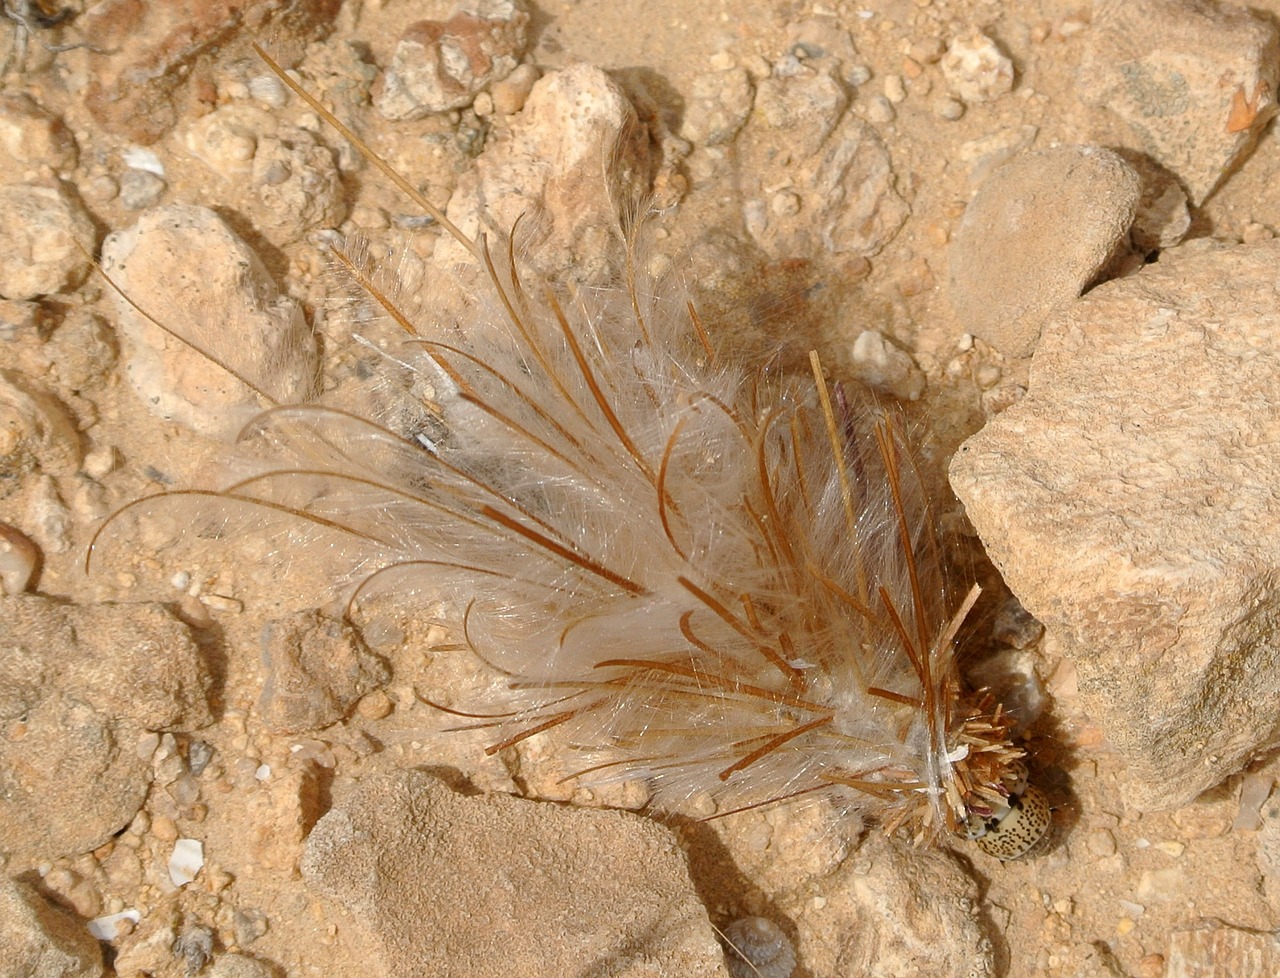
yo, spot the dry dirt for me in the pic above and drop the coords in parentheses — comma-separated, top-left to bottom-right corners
(2, 1, 1280, 977)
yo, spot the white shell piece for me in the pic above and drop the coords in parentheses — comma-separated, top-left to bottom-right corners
(168, 838, 204, 886)
(122, 146, 166, 176)
(87, 909, 142, 940)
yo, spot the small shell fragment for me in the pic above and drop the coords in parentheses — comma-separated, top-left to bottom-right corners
(168, 838, 204, 886)
(87, 908, 141, 940)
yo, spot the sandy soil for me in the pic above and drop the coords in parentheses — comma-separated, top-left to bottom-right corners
(2, 1, 1279, 977)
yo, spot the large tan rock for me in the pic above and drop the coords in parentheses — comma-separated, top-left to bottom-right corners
(0, 596, 211, 864)
(1078, 0, 1279, 204)
(301, 770, 727, 978)
(950, 239, 1280, 810)
(0, 876, 103, 978)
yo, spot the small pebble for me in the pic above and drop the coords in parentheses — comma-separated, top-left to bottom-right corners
(883, 74, 907, 103)
(81, 173, 119, 204)
(151, 814, 178, 842)
(490, 63, 541, 115)
(356, 689, 394, 720)
(119, 169, 166, 209)
(1087, 828, 1118, 857)
(850, 330, 926, 401)
(770, 190, 801, 217)
(248, 72, 287, 108)
(189, 740, 216, 776)
(934, 96, 965, 120)
(941, 29, 1015, 103)
(865, 95, 895, 123)
(82, 444, 119, 479)
(0, 522, 39, 593)
(974, 363, 1002, 389)
(88, 909, 142, 941)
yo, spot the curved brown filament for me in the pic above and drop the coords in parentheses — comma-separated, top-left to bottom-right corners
(543, 286, 656, 486)
(478, 504, 647, 597)
(717, 714, 834, 782)
(676, 576, 802, 685)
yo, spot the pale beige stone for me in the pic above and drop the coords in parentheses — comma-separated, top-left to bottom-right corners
(437, 64, 653, 281)
(1166, 920, 1280, 978)
(100, 205, 319, 440)
(1079, 0, 1280, 204)
(951, 239, 1280, 810)
(0, 876, 103, 978)
(301, 770, 728, 978)
(948, 145, 1140, 358)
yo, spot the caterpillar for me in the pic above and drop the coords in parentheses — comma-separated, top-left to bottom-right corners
(91, 45, 1049, 862)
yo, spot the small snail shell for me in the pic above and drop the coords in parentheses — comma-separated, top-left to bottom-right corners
(972, 784, 1053, 860)
(723, 916, 797, 978)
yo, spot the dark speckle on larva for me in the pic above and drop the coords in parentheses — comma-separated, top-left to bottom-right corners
(975, 785, 1052, 861)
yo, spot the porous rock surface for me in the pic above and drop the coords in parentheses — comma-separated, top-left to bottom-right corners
(740, 60, 909, 259)
(1165, 919, 1280, 978)
(258, 610, 390, 734)
(301, 769, 728, 978)
(438, 62, 653, 278)
(948, 145, 1141, 358)
(1079, 0, 1279, 204)
(0, 876, 104, 978)
(100, 204, 319, 440)
(0, 183, 95, 301)
(0, 596, 210, 864)
(374, 0, 530, 119)
(951, 239, 1280, 810)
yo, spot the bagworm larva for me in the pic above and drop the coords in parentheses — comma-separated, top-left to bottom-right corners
(92, 46, 1049, 860)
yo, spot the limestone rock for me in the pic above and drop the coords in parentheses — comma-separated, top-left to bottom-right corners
(0, 523, 38, 594)
(681, 67, 754, 146)
(741, 113, 909, 259)
(0, 183, 94, 301)
(848, 329, 925, 401)
(79, 0, 342, 144)
(711, 807, 993, 978)
(950, 239, 1280, 810)
(941, 29, 1015, 104)
(375, 0, 529, 119)
(0, 370, 83, 491)
(1166, 920, 1280, 978)
(948, 145, 1140, 357)
(1079, 0, 1280, 204)
(0, 597, 210, 864)
(0, 693, 150, 865)
(814, 837, 992, 978)
(751, 71, 848, 159)
(258, 611, 390, 734)
(301, 770, 727, 978)
(0, 876, 104, 978)
(439, 63, 653, 280)
(100, 204, 319, 440)
(0, 595, 212, 731)
(0, 93, 77, 171)
(182, 103, 347, 246)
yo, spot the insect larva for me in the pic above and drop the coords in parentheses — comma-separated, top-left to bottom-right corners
(91, 45, 1048, 860)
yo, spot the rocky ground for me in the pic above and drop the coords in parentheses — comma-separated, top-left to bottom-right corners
(3, 1, 1280, 977)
